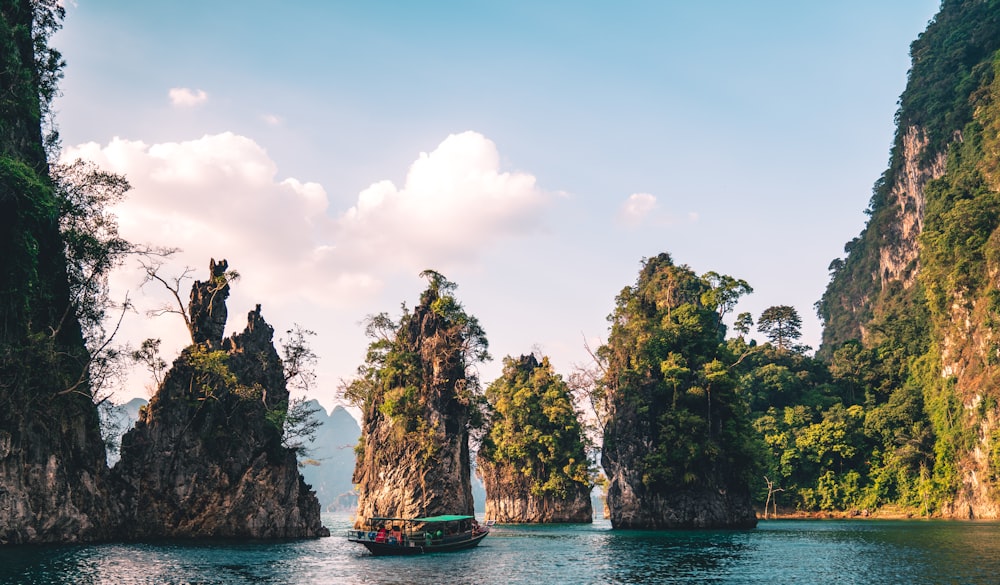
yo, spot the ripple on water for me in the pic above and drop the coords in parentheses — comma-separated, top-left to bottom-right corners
(3, 515, 1000, 584)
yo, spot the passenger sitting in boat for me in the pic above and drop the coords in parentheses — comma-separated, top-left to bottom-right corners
(375, 526, 387, 543)
(391, 526, 402, 544)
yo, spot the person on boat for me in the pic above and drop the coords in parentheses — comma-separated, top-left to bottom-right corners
(391, 525, 403, 544)
(375, 525, 387, 543)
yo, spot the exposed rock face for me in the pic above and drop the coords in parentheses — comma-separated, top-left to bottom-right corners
(353, 278, 480, 523)
(876, 126, 948, 291)
(603, 469, 757, 529)
(0, 1, 120, 544)
(479, 470, 592, 523)
(189, 258, 230, 345)
(0, 387, 121, 544)
(115, 261, 328, 538)
(818, 1, 1000, 519)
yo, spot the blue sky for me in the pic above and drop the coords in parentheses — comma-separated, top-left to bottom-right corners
(53, 1, 941, 411)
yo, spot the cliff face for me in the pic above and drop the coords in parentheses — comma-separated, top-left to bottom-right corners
(352, 275, 483, 523)
(114, 260, 328, 538)
(478, 467, 592, 523)
(818, 0, 1000, 518)
(477, 354, 593, 523)
(0, 381, 121, 544)
(0, 1, 120, 544)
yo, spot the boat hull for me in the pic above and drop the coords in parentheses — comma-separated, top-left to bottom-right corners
(349, 529, 489, 556)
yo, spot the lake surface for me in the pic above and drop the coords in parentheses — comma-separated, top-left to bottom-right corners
(3, 514, 1000, 584)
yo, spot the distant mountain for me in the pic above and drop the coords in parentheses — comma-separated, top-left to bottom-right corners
(101, 397, 148, 466)
(299, 401, 361, 512)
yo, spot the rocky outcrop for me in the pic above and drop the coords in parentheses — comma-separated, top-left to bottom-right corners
(479, 469, 592, 523)
(477, 354, 593, 523)
(189, 258, 230, 345)
(352, 275, 481, 524)
(114, 260, 328, 538)
(599, 254, 758, 529)
(876, 126, 948, 291)
(603, 470, 757, 529)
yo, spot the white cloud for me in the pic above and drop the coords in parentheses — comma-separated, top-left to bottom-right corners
(334, 130, 551, 269)
(618, 192, 658, 227)
(168, 87, 208, 107)
(63, 129, 552, 308)
(262, 114, 282, 126)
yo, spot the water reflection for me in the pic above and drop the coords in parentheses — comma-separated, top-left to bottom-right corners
(2, 516, 1000, 584)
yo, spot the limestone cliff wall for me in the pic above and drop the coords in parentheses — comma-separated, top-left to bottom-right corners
(0, 391, 121, 544)
(876, 126, 947, 292)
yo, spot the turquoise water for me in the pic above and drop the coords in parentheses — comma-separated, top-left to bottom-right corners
(3, 514, 1000, 584)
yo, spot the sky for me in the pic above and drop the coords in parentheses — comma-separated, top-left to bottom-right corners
(51, 1, 942, 413)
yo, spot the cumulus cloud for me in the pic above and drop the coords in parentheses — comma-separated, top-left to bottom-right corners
(63, 130, 552, 310)
(334, 130, 551, 268)
(64, 130, 555, 404)
(616, 192, 700, 228)
(618, 192, 658, 227)
(168, 87, 208, 107)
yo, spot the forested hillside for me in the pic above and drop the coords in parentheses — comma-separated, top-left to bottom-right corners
(809, 0, 1000, 517)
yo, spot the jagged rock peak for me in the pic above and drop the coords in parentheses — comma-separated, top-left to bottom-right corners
(115, 260, 328, 539)
(189, 258, 230, 345)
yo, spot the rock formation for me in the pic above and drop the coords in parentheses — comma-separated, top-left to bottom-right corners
(816, 0, 1000, 518)
(477, 354, 593, 523)
(115, 260, 328, 538)
(599, 254, 757, 529)
(352, 272, 485, 523)
(0, 0, 120, 544)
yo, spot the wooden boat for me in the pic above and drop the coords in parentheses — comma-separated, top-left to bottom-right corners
(347, 514, 490, 555)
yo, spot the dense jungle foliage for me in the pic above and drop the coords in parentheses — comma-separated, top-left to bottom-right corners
(477, 354, 592, 499)
(599, 253, 756, 494)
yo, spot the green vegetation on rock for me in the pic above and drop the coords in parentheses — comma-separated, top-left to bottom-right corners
(478, 354, 593, 500)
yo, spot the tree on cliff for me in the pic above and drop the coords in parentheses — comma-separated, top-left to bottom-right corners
(477, 354, 593, 522)
(345, 270, 489, 521)
(598, 253, 757, 529)
(757, 305, 802, 351)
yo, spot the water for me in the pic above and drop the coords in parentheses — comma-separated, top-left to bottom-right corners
(3, 514, 1000, 584)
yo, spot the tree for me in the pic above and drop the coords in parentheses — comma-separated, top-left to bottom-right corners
(281, 324, 318, 394)
(137, 255, 239, 343)
(278, 324, 321, 459)
(734, 312, 754, 338)
(700, 271, 753, 319)
(757, 305, 802, 350)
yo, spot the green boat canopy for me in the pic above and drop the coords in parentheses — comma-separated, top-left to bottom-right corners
(412, 515, 473, 523)
(369, 515, 473, 523)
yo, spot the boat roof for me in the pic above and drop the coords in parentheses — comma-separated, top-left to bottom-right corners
(369, 515, 474, 523)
